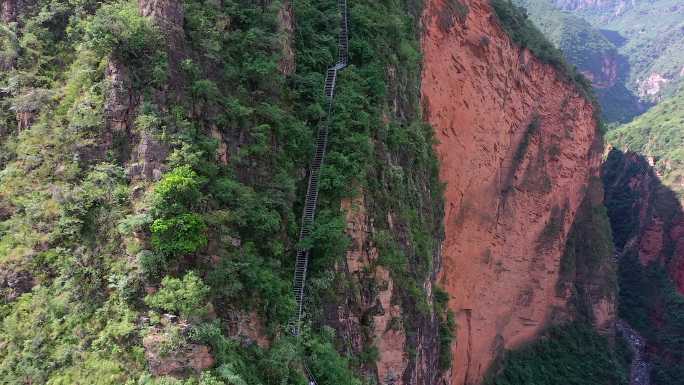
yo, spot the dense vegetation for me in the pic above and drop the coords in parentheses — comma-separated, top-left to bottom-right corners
(0, 0, 444, 384)
(618, 253, 684, 384)
(602, 148, 684, 385)
(557, 177, 617, 319)
(485, 322, 629, 385)
(607, 85, 684, 200)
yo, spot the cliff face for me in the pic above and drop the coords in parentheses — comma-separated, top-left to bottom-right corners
(421, 0, 601, 383)
(603, 149, 684, 384)
(580, 54, 618, 89)
(603, 149, 684, 292)
(552, 0, 633, 13)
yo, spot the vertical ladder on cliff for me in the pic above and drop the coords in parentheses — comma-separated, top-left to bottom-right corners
(291, 0, 350, 339)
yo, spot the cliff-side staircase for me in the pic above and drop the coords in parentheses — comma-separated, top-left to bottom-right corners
(291, 0, 349, 338)
(288, 2, 349, 384)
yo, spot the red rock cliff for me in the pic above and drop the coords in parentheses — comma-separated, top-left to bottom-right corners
(421, 0, 601, 383)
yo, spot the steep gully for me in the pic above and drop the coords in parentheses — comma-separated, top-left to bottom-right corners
(617, 315, 650, 385)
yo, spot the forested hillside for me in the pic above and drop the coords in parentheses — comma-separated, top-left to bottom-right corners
(607, 85, 684, 200)
(0, 1, 446, 384)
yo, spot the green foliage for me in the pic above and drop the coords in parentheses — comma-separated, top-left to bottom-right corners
(434, 285, 455, 372)
(151, 213, 208, 256)
(607, 85, 684, 200)
(152, 166, 204, 217)
(512, 0, 641, 123)
(84, 1, 167, 85)
(618, 253, 684, 383)
(485, 322, 628, 385)
(144, 272, 210, 318)
(568, 0, 684, 99)
(602, 148, 684, 385)
(305, 328, 363, 385)
(0, 0, 444, 383)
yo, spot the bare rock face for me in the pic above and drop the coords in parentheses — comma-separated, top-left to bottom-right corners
(277, 0, 296, 76)
(138, 0, 184, 33)
(15, 111, 36, 131)
(421, 0, 600, 383)
(1, 0, 17, 22)
(225, 310, 269, 348)
(143, 326, 215, 378)
(580, 55, 619, 89)
(1, 0, 35, 23)
(10, 88, 51, 132)
(638, 72, 670, 100)
(0, 265, 33, 302)
(127, 131, 168, 181)
(105, 59, 139, 135)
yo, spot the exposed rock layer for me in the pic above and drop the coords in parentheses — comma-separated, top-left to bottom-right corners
(334, 195, 440, 385)
(421, 0, 600, 383)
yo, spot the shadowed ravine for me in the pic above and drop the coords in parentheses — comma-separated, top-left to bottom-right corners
(617, 319, 650, 385)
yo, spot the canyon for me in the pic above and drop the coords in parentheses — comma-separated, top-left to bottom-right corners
(0, 0, 675, 384)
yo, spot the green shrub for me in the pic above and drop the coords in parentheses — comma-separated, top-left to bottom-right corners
(152, 166, 204, 218)
(84, 1, 167, 85)
(150, 213, 208, 257)
(485, 322, 628, 385)
(144, 272, 210, 318)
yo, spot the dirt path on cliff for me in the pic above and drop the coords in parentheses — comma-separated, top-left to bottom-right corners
(617, 319, 650, 385)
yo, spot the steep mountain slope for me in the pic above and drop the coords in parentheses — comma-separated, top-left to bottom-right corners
(0, 0, 446, 384)
(607, 86, 684, 200)
(603, 149, 684, 385)
(554, 0, 684, 102)
(421, 0, 620, 383)
(513, 0, 645, 123)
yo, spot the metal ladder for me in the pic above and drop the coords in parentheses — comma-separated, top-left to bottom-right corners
(291, 0, 349, 338)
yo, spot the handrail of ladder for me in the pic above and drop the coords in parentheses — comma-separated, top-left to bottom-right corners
(290, 0, 350, 338)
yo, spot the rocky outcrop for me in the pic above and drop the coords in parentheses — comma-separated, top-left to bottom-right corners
(421, 0, 601, 383)
(10, 88, 51, 132)
(105, 59, 139, 135)
(332, 194, 440, 385)
(277, 0, 296, 76)
(0, 264, 33, 302)
(127, 131, 168, 181)
(0, 0, 33, 23)
(143, 324, 215, 378)
(603, 149, 684, 292)
(225, 310, 269, 348)
(1, 0, 17, 22)
(138, 0, 186, 94)
(580, 54, 618, 89)
(638, 73, 670, 100)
